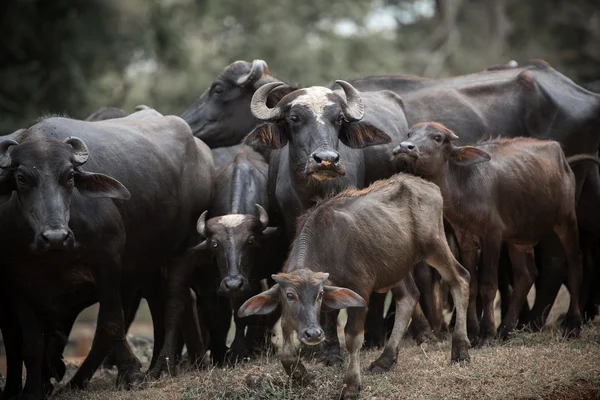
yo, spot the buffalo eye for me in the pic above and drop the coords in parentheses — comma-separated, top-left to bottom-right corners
(16, 174, 27, 185)
(67, 171, 75, 183)
(211, 240, 219, 249)
(289, 115, 300, 124)
(434, 135, 442, 143)
(212, 85, 224, 96)
(286, 292, 294, 300)
(335, 114, 345, 125)
(317, 291, 324, 301)
(406, 131, 411, 138)
(247, 236, 255, 245)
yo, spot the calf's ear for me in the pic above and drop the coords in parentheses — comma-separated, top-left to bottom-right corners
(75, 170, 131, 200)
(450, 146, 491, 166)
(238, 284, 280, 318)
(323, 286, 366, 309)
(244, 123, 287, 149)
(339, 122, 392, 149)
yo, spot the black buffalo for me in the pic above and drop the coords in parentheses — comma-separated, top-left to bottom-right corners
(193, 146, 283, 361)
(181, 60, 295, 148)
(0, 109, 214, 398)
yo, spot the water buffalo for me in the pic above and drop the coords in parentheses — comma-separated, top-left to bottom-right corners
(244, 80, 412, 353)
(0, 109, 214, 398)
(239, 174, 471, 400)
(193, 147, 283, 362)
(349, 61, 600, 333)
(394, 122, 595, 343)
(180, 60, 295, 148)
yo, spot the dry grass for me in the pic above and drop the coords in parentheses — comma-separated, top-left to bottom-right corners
(53, 321, 600, 400)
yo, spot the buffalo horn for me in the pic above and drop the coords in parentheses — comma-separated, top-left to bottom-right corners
(250, 82, 285, 121)
(335, 80, 365, 121)
(0, 139, 18, 168)
(196, 210, 208, 237)
(64, 137, 90, 165)
(256, 204, 269, 231)
(237, 59, 268, 87)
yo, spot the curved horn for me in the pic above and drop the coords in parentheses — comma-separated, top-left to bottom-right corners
(335, 80, 365, 121)
(250, 82, 285, 121)
(256, 204, 269, 231)
(196, 210, 208, 237)
(135, 104, 151, 111)
(0, 139, 18, 168)
(64, 136, 89, 166)
(237, 59, 268, 87)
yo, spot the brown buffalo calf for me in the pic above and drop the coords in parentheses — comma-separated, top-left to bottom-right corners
(394, 122, 586, 344)
(239, 174, 471, 400)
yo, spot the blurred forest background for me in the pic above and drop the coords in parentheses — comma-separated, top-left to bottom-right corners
(1, 0, 599, 134)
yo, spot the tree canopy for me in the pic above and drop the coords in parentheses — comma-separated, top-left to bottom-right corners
(1, 0, 598, 134)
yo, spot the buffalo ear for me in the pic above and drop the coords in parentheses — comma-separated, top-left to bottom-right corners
(238, 284, 280, 318)
(244, 123, 287, 149)
(339, 122, 392, 149)
(323, 286, 366, 309)
(450, 146, 491, 166)
(0, 175, 14, 205)
(75, 170, 131, 200)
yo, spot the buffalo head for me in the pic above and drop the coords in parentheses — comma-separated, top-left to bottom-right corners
(193, 204, 276, 296)
(244, 81, 392, 181)
(393, 122, 490, 177)
(180, 59, 292, 148)
(0, 136, 130, 252)
(238, 268, 365, 345)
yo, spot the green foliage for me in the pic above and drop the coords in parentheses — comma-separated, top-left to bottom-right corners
(1, 0, 598, 134)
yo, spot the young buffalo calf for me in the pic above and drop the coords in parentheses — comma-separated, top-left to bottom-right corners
(394, 122, 586, 344)
(239, 174, 471, 400)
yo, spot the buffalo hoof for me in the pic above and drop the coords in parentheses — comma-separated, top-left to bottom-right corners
(146, 358, 176, 381)
(291, 370, 314, 384)
(414, 329, 441, 346)
(497, 325, 513, 341)
(340, 384, 361, 400)
(564, 324, 581, 339)
(117, 368, 146, 390)
(368, 356, 396, 373)
(317, 352, 344, 367)
(451, 338, 471, 364)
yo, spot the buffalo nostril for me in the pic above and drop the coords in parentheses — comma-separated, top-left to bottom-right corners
(313, 153, 322, 164)
(407, 144, 415, 150)
(334, 155, 340, 164)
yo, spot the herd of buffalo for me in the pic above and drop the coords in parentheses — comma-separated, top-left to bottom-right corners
(1, 58, 600, 400)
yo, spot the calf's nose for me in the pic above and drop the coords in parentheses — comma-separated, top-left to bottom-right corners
(301, 327, 325, 344)
(312, 150, 340, 166)
(394, 141, 416, 155)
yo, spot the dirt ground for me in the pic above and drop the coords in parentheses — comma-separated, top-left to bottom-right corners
(6, 287, 600, 399)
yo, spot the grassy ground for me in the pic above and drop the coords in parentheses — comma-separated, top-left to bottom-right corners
(51, 286, 600, 400)
(54, 324, 600, 400)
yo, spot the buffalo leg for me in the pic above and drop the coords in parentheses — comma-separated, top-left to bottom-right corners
(69, 259, 129, 389)
(555, 217, 583, 338)
(527, 236, 566, 330)
(425, 232, 471, 362)
(407, 303, 436, 345)
(280, 319, 310, 382)
(498, 245, 537, 339)
(363, 292, 386, 349)
(341, 306, 367, 400)
(16, 299, 45, 400)
(478, 234, 502, 346)
(454, 230, 479, 343)
(369, 276, 419, 373)
(2, 321, 23, 399)
(316, 309, 342, 366)
(180, 288, 205, 367)
(148, 254, 195, 378)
